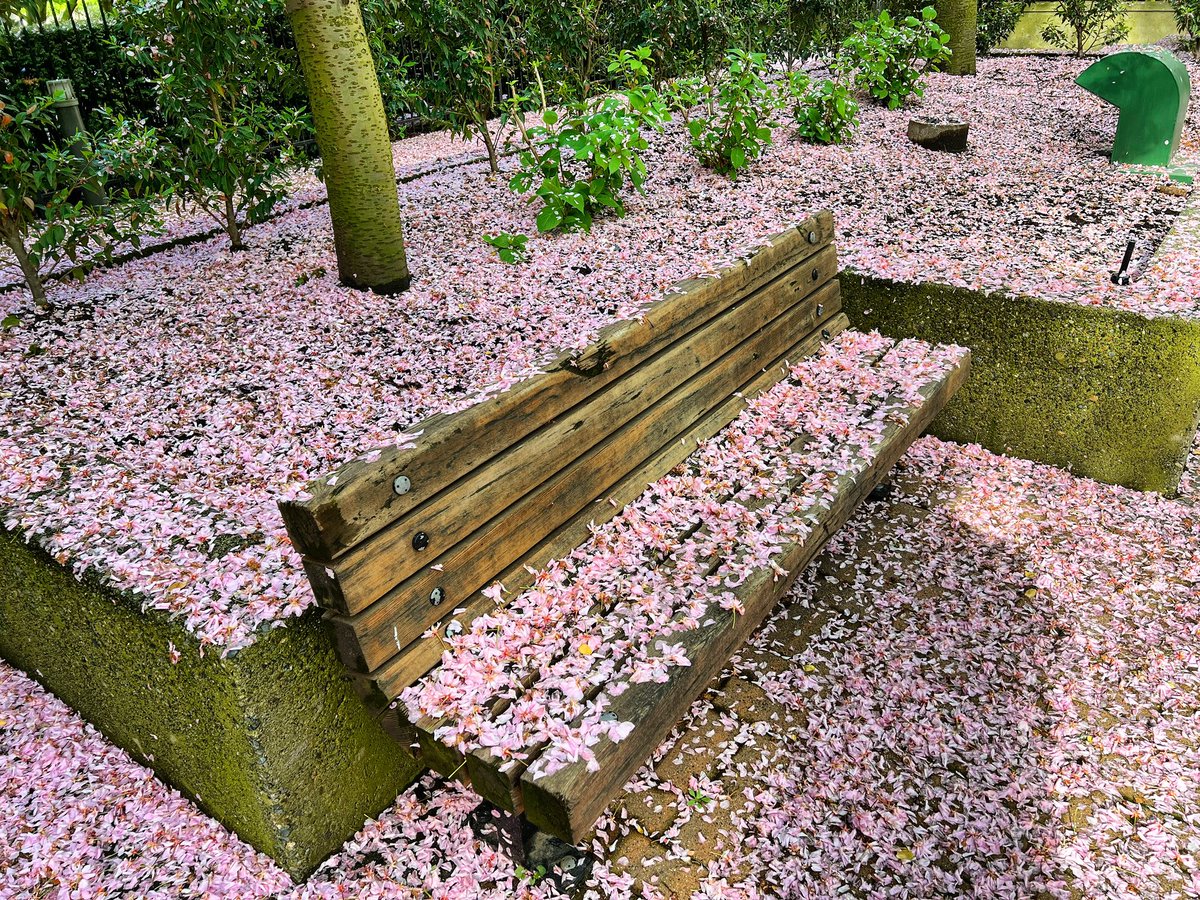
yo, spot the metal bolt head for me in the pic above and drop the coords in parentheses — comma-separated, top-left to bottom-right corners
(429, 586, 446, 606)
(807, 230, 819, 244)
(412, 531, 429, 552)
(817, 303, 825, 316)
(811, 268, 820, 282)
(393, 475, 411, 496)
(821, 329, 831, 340)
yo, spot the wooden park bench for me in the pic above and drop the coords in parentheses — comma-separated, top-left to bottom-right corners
(279, 211, 969, 845)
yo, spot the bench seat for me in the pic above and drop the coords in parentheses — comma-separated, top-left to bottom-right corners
(400, 330, 968, 842)
(278, 211, 969, 846)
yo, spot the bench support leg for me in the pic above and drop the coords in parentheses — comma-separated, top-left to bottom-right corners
(496, 808, 527, 866)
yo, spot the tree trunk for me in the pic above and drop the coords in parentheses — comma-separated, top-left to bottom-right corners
(935, 0, 978, 76)
(3, 227, 47, 308)
(479, 123, 499, 176)
(286, 0, 411, 293)
(223, 194, 245, 251)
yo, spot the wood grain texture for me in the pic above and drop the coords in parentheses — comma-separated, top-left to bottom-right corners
(517, 352, 971, 842)
(278, 213, 835, 560)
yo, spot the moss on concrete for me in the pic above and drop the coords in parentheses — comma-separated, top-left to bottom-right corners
(0, 527, 421, 879)
(840, 274, 1200, 495)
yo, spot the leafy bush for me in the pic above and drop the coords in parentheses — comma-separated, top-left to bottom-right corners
(509, 47, 670, 233)
(0, 93, 161, 307)
(1041, 0, 1129, 56)
(845, 5, 948, 99)
(785, 72, 859, 145)
(121, 0, 307, 251)
(978, 0, 1030, 52)
(522, 0, 613, 100)
(841, 7, 951, 110)
(685, 49, 779, 178)
(389, 0, 520, 173)
(1170, 0, 1200, 48)
(725, 0, 882, 67)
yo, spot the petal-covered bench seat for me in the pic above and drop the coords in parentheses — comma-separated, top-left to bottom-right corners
(278, 211, 969, 844)
(404, 329, 968, 841)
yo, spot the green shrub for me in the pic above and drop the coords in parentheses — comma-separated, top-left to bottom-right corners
(509, 47, 670, 233)
(786, 72, 860, 145)
(1041, 0, 1129, 56)
(0, 93, 162, 307)
(1170, 0, 1200, 48)
(121, 0, 307, 251)
(685, 48, 779, 178)
(978, 0, 1030, 52)
(387, 0, 520, 173)
(841, 7, 951, 110)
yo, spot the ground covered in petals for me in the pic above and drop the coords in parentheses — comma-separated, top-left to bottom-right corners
(4, 438, 1198, 900)
(0, 53, 1196, 653)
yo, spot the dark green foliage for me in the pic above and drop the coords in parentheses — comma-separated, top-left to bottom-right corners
(1170, 0, 1200, 48)
(0, 27, 157, 120)
(120, 0, 307, 250)
(978, 0, 1029, 52)
(376, 0, 518, 171)
(0, 91, 162, 305)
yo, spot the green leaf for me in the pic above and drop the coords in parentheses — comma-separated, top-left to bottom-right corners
(730, 145, 746, 170)
(536, 206, 562, 233)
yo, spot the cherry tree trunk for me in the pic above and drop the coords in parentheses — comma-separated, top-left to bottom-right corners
(935, 0, 978, 75)
(286, 0, 411, 293)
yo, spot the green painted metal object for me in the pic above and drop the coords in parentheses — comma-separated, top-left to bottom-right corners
(1076, 49, 1190, 168)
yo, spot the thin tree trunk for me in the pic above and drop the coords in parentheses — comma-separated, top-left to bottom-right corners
(935, 0, 977, 76)
(286, 0, 411, 293)
(223, 194, 245, 251)
(479, 123, 499, 175)
(4, 228, 47, 308)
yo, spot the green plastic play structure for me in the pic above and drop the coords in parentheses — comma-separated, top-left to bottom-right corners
(1076, 49, 1190, 169)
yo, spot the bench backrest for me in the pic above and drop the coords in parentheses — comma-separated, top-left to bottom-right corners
(279, 211, 843, 705)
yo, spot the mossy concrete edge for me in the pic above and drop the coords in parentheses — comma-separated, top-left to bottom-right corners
(0, 526, 421, 879)
(840, 273, 1200, 494)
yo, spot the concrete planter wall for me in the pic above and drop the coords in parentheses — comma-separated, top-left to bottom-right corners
(0, 529, 421, 879)
(840, 279, 1200, 494)
(1001, 2, 1182, 50)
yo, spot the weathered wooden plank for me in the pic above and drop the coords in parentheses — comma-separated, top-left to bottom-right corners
(279, 213, 835, 561)
(367, 311, 850, 706)
(328, 268, 841, 674)
(305, 245, 840, 615)
(458, 330, 903, 812)
(517, 353, 971, 842)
